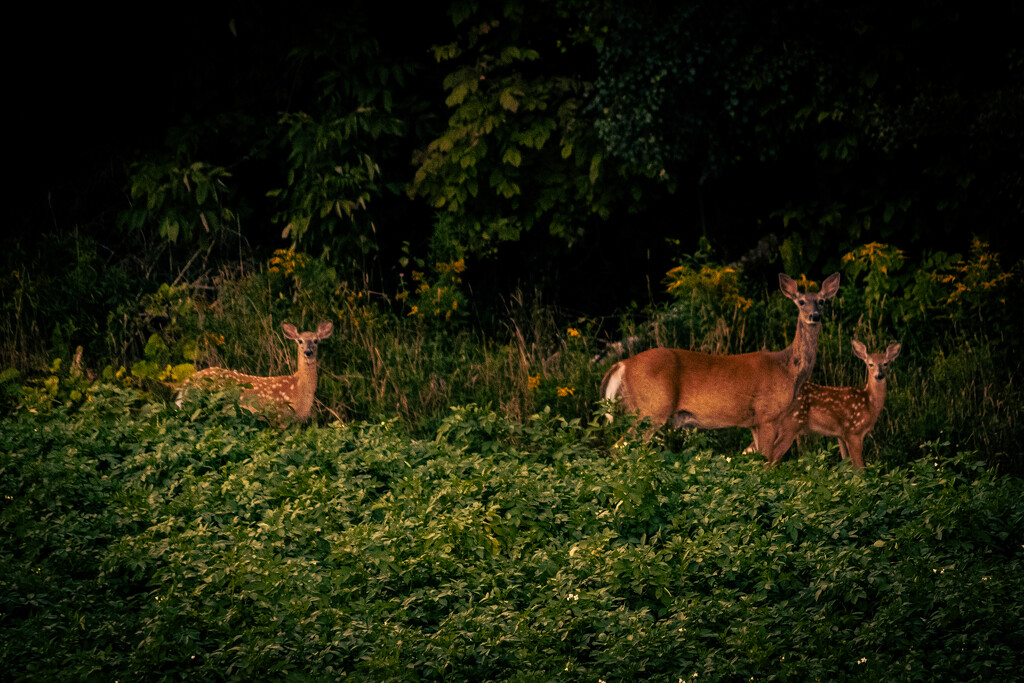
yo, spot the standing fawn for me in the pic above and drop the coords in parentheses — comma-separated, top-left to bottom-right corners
(746, 340, 902, 468)
(179, 321, 334, 422)
(601, 273, 840, 464)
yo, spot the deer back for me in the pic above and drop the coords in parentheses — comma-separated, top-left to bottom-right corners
(185, 367, 301, 415)
(790, 383, 877, 438)
(619, 346, 801, 429)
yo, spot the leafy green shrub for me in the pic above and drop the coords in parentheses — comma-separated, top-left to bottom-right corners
(3, 396, 1023, 680)
(120, 158, 236, 245)
(0, 233, 136, 372)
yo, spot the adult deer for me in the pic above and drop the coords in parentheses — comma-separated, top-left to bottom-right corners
(746, 340, 902, 468)
(179, 321, 333, 422)
(600, 273, 840, 464)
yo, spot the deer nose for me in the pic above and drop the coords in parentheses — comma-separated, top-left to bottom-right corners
(808, 311, 821, 322)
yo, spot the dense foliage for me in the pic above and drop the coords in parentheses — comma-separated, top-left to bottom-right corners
(2, 393, 1022, 680)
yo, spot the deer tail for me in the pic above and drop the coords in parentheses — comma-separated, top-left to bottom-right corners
(600, 362, 626, 401)
(599, 362, 628, 424)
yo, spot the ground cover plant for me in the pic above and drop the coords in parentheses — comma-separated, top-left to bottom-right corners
(2, 387, 1022, 681)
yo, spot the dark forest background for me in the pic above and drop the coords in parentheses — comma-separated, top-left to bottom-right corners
(11, 1, 1022, 293)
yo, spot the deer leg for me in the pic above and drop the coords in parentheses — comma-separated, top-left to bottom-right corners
(756, 421, 782, 464)
(845, 436, 865, 469)
(743, 428, 759, 455)
(767, 422, 800, 465)
(640, 423, 661, 441)
(838, 439, 850, 460)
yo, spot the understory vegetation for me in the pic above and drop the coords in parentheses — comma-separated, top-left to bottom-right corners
(4, 236, 1021, 472)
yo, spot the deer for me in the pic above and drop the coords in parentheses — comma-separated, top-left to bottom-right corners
(744, 340, 902, 468)
(178, 321, 333, 423)
(600, 273, 840, 464)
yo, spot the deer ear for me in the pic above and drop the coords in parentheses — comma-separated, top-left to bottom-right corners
(316, 321, 334, 339)
(819, 272, 841, 299)
(281, 322, 299, 339)
(886, 342, 902, 361)
(851, 339, 868, 360)
(779, 273, 798, 300)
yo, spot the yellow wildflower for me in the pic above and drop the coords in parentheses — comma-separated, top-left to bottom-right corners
(557, 386, 575, 397)
(528, 375, 540, 390)
(567, 328, 581, 338)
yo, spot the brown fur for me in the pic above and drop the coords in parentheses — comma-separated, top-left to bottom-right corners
(601, 273, 840, 464)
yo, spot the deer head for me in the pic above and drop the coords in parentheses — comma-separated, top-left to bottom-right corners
(852, 339, 901, 381)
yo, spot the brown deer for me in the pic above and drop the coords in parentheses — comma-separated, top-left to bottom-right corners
(600, 273, 840, 464)
(179, 321, 333, 422)
(746, 340, 902, 468)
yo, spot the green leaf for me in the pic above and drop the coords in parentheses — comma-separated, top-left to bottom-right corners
(499, 88, 519, 113)
(502, 147, 522, 167)
(589, 154, 602, 184)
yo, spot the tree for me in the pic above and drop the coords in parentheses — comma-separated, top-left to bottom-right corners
(409, 0, 664, 258)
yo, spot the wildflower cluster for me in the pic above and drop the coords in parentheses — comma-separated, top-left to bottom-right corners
(665, 264, 752, 312)
(521, 325, 592, 406)
(267, 248, 311, 276)
(204, 331, 226, 348)
(338, 289, 380, 330)
(934, 238, 1015, 309)
(526, 372, 576, 402)
(266, 249, 345, 315)
(841, 241, 905, 274)
(396, 259, 468, 324)
(841, 241, 906, 317)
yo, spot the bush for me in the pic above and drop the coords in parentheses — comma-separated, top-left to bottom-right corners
(2, 395, 1022, 680)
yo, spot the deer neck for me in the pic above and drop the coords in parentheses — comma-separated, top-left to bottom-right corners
(291, 356, 319, 419)
(864, 375, 887, 415)
(783, 319, 821, 385)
